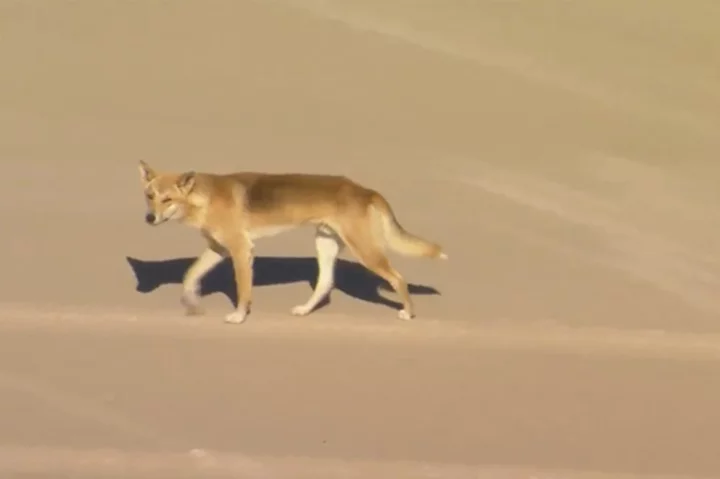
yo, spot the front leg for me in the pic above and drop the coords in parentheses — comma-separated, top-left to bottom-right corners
(181, 246, 225, 315)
(224, 242, 254, 324)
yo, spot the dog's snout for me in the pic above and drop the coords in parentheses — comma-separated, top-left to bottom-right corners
(145, 213, 156, 224)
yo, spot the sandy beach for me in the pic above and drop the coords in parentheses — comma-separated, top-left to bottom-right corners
(1, 1, 720, 477)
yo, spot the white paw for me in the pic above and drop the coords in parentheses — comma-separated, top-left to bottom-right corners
(181, 291, 203, 316)
(291, 304, 313, 316)
(224, 310, 248, 324)
(397, 309, 414, 321)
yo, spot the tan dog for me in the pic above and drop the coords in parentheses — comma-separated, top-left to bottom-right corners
(138, 160, 447, 324)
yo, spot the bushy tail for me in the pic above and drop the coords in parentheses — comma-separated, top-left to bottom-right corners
(370, 194, 448, 260)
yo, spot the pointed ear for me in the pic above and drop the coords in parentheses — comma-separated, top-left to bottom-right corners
(139, 160, 156, 184)
(177, 171, 196, 192)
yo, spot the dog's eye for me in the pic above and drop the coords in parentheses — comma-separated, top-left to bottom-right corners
(146, 193, 154, 200)
(161, 197, 173, 204)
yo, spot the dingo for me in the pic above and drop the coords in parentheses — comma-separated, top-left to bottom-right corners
(138, 160, 447, 324)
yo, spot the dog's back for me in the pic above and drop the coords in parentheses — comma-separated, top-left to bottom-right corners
(230, 172, 372, 214)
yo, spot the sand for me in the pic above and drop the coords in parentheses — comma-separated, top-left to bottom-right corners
(1, 0, 720, 477)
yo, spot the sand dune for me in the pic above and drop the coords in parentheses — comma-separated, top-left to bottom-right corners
(1, 0, 720, 477)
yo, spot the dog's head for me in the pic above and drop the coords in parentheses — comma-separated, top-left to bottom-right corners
(138, 160, 196, 226)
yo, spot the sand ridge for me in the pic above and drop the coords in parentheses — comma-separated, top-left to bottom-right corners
(0, 446, 711, 479)
(4, 302, 720, 362)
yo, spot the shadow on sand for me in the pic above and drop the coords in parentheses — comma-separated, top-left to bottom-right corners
(126, 255, 441, 312)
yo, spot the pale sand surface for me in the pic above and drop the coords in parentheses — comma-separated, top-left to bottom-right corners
(1, 0, 720, 477)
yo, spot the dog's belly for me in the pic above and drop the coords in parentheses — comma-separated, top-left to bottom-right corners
(247, 224, 298, 240)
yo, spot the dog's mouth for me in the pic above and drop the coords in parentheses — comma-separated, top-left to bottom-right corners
(145, 204, 181, 225)
(148, 216, 171, 226)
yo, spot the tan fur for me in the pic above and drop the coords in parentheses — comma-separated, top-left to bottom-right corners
(138, 160, 447, 323)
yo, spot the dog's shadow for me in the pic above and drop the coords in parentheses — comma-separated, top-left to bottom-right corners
(126, 255, 441, 312)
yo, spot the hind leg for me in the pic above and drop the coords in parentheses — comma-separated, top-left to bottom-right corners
(337, 221, 415, 320)
(291, 225, 344, 316)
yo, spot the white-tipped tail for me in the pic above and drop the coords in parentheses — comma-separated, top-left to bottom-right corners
(370, 194, 447, 260)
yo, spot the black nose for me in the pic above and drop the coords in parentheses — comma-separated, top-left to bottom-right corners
(145, 213, 155, 224)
